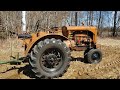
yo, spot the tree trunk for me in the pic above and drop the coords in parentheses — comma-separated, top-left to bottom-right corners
(88, 12, 90, 25)
(90, 11, 93, 26)
(75, 11, 78, 26)
(113, 11, 117, 37)
(87, 12, 89, 26)
(98, 11, 102, 29)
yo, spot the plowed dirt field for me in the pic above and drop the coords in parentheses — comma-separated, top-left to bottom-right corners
(0, 37, 120, 79)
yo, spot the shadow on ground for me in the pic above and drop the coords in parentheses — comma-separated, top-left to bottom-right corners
(17, 65, 37, 78)
(0, 64, 37, 79)
(71, 56, 88, 63)
(0, 57, 87, 79)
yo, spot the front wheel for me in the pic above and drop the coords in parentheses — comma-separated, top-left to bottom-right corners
(84, 49, 102, 64)
(29, 38, 71, 79)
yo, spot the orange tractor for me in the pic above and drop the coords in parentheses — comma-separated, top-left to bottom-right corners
(18, 26, 102, 79)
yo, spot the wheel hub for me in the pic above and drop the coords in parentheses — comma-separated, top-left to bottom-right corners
(41, 48, 62, 70)
(46, 54, 58, 66)
(92, 53, 100, 60)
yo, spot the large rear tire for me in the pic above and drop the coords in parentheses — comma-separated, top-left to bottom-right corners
(29, 38, 71, 79)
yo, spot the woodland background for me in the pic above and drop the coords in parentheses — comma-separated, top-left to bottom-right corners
(0, 11, 120, 40)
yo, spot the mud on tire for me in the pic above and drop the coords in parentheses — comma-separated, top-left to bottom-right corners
(29, 38, 71, 79)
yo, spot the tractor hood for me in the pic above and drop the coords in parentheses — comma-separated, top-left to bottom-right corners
(66, 26, 97, 33)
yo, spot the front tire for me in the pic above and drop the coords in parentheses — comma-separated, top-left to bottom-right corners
(29, 38, 71, 79)
(84, 49, 102, 64)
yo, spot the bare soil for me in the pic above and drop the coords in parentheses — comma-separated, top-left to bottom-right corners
(0, 37, 120, 79)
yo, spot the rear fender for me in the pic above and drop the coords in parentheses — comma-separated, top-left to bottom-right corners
(24, 34, 68, 56)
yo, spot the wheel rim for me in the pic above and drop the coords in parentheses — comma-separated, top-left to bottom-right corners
(91, 52, 100, 61)
(40, 48, 63, 72)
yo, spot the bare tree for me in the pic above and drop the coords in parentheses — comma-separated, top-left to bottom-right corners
(113, 11, 117, 36)
(75, 11, 78, 26)
(26, 11, 69, 32)
(98, 11, 102, 29)
(0, 11, 22, 39)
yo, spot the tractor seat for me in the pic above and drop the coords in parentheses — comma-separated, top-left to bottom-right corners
(18, 34, 32, 39)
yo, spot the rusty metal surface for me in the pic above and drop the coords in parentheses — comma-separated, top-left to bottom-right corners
(20, 26, 98, 56)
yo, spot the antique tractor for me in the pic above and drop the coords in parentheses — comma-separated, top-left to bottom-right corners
(18, 26, 102, 79)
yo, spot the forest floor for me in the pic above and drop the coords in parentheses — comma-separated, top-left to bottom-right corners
(0, 37, 120, 79)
